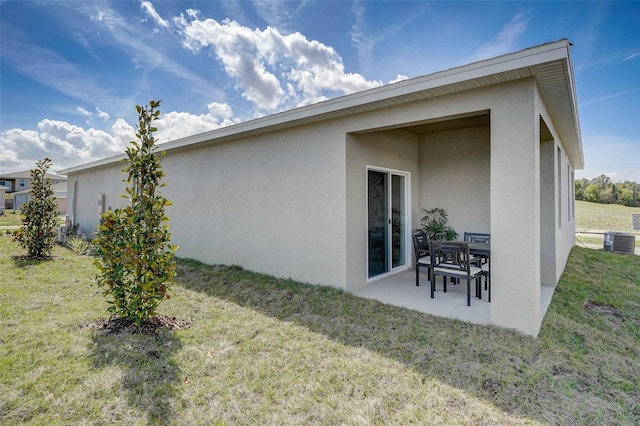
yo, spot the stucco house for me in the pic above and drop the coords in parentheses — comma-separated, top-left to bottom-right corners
(12, 182, 68, 215)
(0, 169, 67, 210)
(61, 39, 583, 336)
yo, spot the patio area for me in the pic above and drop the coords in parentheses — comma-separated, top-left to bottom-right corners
(353, 269, 557, 326)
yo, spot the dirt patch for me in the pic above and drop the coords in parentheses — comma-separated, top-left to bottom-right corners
(584, 301, 624, 319)
(86, 316, 192, 334)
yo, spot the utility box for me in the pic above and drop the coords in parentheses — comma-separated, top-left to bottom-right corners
(603, 232, 636, 254)
(57, 226, 68, 244)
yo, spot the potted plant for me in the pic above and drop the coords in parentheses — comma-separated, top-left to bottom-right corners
(417, 207, 458, 241)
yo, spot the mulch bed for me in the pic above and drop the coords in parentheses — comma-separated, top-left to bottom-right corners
(86, 316, 192, 334)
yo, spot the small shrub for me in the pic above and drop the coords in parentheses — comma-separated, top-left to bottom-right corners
(67, 236, 94, 256)
(12, 158, 59, 258)
(93, 100, 177, 326)
(417, 207, 458, 240)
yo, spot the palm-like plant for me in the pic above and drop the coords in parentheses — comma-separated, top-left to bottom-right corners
(418, 207, 458, 241)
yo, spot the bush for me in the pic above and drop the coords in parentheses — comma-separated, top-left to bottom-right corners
(417, 207, 458, 241)
(12, 158, 59, 259)
(66, 236, 94, 256)
(93, 100, 177, 326)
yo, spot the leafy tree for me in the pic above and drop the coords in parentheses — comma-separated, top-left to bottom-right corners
(93, 100, 177, 326)
(13, 158, 59, 259)
(585, 184, 600, 203)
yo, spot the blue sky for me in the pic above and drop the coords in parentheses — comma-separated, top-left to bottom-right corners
(1, 1, 638, 182)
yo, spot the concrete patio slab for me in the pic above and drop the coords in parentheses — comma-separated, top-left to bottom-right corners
(353, 269, 556, 328)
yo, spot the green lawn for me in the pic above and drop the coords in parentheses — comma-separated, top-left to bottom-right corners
(575, 200, 640, 233)
(1, 236, 639, 425)
(0, 210, 21, 227)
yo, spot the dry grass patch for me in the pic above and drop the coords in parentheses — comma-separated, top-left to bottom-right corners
(1, 235, 639, 425)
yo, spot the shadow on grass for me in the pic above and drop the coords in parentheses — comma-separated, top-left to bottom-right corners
(173, 252, 640, 425)
(89, 326, 183, 424)
(11, 255, 53, 268)
(174, 260, 539, 418)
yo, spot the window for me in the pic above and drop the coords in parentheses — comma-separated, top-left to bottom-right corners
(19, 179, 25, 187)
(0, 181, 11, 191)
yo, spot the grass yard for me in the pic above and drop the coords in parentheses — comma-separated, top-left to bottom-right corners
(0, 210, 21, 227)
(1, 235, 639, 425)
(575, 200, 640, 233)
(575, 201, 640, 248)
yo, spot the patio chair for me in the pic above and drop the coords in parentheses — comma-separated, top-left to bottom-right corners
(464, 232, 490, 263)
(464, 231, 491, 294)
(430, 241, 482, 306)
(411, 232, 431, 287)
(480, 261, 491, 302)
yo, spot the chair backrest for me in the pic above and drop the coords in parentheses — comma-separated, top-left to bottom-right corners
(463, 232, 491, 243)
(412, 232, 429, 259)
(430, 241, 472, 272)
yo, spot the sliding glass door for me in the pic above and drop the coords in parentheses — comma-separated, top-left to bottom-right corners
(367, 168, 408, 279)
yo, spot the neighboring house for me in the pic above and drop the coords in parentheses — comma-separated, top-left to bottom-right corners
(12, 182, 68, 215)
(0, 170, 67, 210)
(61, 40, 583, 337)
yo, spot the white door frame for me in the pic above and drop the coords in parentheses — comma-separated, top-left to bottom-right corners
(366, 165, 411, 282)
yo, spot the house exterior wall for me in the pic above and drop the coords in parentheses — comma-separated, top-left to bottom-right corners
(66, 74, 580, 337)
(489, 79, 542, 335)
(535, 82, 576, 282)
(345, 130, 420, 291)
(69, 122, 349, 289)
(419, 126, 491, 234)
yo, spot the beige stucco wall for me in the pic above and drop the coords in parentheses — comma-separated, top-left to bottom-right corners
(70, 122, 349, 289)
(345, 130, 420, 291)
(419, 126, 491, 234)
(163, 123, 348, 288)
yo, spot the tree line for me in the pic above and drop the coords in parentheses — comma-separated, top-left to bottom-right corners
(575, 175, 640, 207)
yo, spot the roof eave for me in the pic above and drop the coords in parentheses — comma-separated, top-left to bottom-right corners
(61, 39, 583, 174)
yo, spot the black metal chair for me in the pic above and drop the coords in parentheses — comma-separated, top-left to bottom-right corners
(430, 240, 483, 306)
(411, 232, 431, 287)
(464, 232, 490, 263)
(464, 232, 491, 296)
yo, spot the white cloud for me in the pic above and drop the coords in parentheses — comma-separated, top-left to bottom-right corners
(179, 16, 382, 112)
(0, 104, 238, 172)
(469, 12, 528, 62)
(155, 102, 237, 142)
(77, 107, 92, 117)
(96, 108, 111, 122)
(389, 74, 409, 84)
(624, 51, 639, 61)
(140, 1, 170, 29)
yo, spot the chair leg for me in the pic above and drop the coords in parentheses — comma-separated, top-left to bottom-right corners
(416, 265, 420, 287)
(466, 278, 471, 306)
(430, 270, 435, 299)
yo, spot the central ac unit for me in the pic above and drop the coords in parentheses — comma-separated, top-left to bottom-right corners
(603, 232, 636, 254)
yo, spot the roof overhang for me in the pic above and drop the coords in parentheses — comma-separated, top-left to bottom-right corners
(61, 39, 583, 174)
